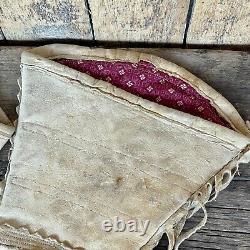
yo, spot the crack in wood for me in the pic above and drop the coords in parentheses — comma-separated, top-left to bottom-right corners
(204, 228, 250, 236)
(85, 0, 95, 40)
(207, 205, 250, 212)
(183, 0, 195, 47)
(0, 28, 6, 40)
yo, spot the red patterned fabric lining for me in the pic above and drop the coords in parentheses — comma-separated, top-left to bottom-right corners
(55, 59, 230, 128)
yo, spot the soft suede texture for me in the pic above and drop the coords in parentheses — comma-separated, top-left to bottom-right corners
(0, 45, 249, 250)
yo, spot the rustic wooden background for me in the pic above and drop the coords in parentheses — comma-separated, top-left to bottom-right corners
(0, 0, 250, 45)
(0, 47, 249, 250)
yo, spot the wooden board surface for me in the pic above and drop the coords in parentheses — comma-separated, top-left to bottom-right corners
(89, 0, 189, 43)
(1, 1, 250, 45)
(0, 29, 4, 40)
(0, 47, 249, 250)
(0, 0, 92, 40)
(188, 0, 250, 45)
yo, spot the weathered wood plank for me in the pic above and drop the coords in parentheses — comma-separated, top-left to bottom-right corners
(187, 0, 250, 45)
(0, 47, 249, 250)
(0, 0, 92, 40)
(0, 47, 30, 120)
(0, 28, 4, 40)
(89, 0, 190, 43)
(180, 178, 250, 249)
(156, 176, 250, 249)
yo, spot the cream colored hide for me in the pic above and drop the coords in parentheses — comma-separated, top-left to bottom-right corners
(0, 45, 249, 250)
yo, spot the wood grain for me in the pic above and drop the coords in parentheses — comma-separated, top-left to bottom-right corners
(0, 47, 249, 250)
(0, 47, 30, 120)
(157, 177, 250, 249)
(0, 0, 92, 40)
(0, 29, 4, 40)
(89, 0, 190, 43)
(187, 0, 250, 45)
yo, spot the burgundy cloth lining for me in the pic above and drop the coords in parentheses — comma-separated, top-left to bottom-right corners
(55, 58, 231, 128)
